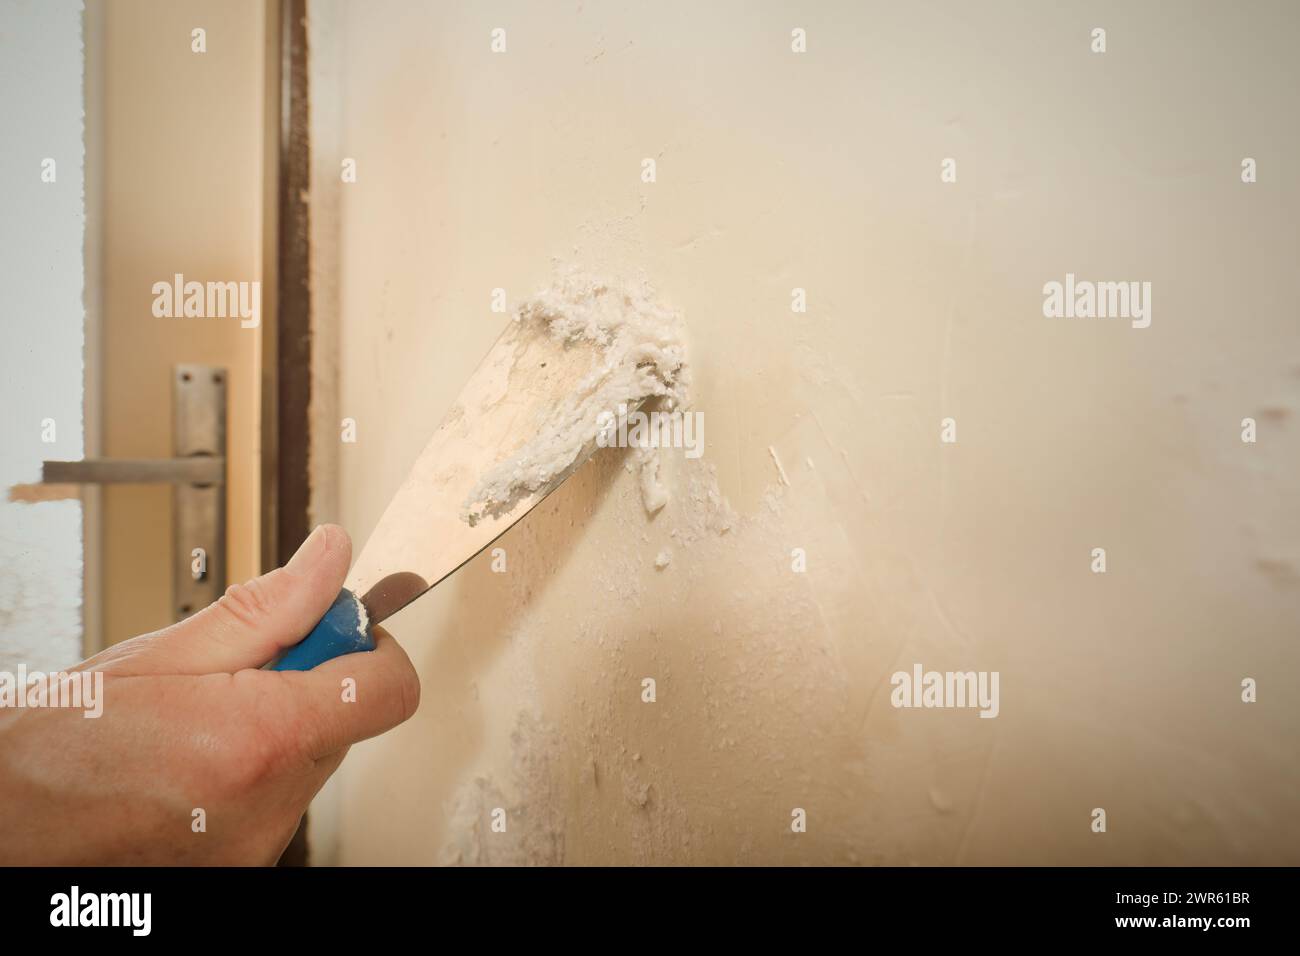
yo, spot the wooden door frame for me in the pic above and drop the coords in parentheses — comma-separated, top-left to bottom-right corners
(267, 0, 315, 867)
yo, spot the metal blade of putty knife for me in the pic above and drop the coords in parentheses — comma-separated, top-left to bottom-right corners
(269, 315, 608, 670)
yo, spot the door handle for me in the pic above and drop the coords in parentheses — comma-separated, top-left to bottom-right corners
(43, 457, 224, 485)
(42, 364, 228, 624)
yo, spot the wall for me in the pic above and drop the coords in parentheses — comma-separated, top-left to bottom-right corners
(310, 0, 1300, 864)
(0, 0, 86, 670)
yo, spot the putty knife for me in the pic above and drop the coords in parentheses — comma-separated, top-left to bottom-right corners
(269, 315, 606, 670)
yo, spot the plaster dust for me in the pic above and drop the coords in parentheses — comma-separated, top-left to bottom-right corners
(462, 273, 688, 526)
(352, 593, 369, 637)
(430, 453, 883, 866)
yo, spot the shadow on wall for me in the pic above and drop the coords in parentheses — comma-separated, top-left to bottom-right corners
(375, 439, 925, 865)
(396, 443, 631, 864)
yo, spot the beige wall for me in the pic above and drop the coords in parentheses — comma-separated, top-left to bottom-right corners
(310, 0, 1300, 864)
(96, 0, 269, 642)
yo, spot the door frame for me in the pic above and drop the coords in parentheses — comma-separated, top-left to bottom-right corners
(269, 0, 314, 868)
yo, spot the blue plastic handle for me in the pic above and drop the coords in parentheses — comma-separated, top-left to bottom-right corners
(269, 587, 375, 671)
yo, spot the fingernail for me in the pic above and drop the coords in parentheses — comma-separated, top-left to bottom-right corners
(285, 525, 329, 576)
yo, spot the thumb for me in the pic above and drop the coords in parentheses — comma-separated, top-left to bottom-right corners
(113, 524, 352, 676)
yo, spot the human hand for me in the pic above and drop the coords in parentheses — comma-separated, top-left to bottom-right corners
(0, 524, 419, 865)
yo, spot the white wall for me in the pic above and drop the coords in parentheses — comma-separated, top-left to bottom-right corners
(310, 0, 1300, 864)
(0, 0, 86, 670)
